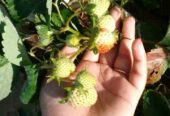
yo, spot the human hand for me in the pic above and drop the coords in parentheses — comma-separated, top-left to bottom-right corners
(40, 7, 147, 116)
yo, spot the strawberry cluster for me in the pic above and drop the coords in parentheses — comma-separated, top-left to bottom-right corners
(46, 0, 119, 108)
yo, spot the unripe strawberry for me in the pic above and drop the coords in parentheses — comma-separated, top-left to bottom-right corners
(66, 34, 80, 47)
(69, 88, 97, 107)
(38, 31, 53, 47)
(89, 0, 110, 18)
(95, 31, 118, 53)
(99, 15, 116, 32)
(75, 70, 96, 89)
(51, 57, 76, 79)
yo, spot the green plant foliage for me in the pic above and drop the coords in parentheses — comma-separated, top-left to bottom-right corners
(139, 22, 166, 43)
(51, 12, 62, 27)
(18, 103, 40, 116)
(20, 65, 39, 104)
(0, 4, 31, 66)
(8, 0, 46, 19)
(36, 24, 53, 47)
(46, 0, 52, 19)
(142, 0, 161, 10)
(6, 0, 20, 21)
(143, 90, 170, 116)
(159, 21, 170, 46)
(0, 56, 13, 101)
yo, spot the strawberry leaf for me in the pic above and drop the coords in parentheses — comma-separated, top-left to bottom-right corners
(20, 65, 39, 104)
(51, 12, 62, 27)
(143, 90, 170, 116)
(46, 0, 52, 19)
(0, 4, 31, 66)
(8, 0, 46, 19)
(0, 55, 13, 101)
(6, 0, 20, 21)
(159, 21, 170, 46)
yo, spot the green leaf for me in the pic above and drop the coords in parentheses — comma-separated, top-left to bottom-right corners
(18, 103, 40, 116)
(60, 9, 73, 23)
(159, 21, 170, 46)
(0, 56, 13, 101)
(0, 4, 31, 66)
(46, 0, 52, 18)
(6, 0, 20, 21)
(51, 12, 62, 27)
(85, 4, 96, 15)
(9, 0, 46, 19)
(136, 22, 167, 51)
(20, 65, 39, 104)
(35, 14, 47, 24)
(139, 22, 166, 43)
(143, 90, 170, 116)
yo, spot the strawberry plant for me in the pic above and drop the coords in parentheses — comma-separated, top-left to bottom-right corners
(0, 0, 170, 115)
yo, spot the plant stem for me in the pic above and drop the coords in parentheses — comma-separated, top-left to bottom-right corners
(68, 27, 80, 35)
(70, 45, 88, 61)
(40, 64, 54, 69)
(53, 2, 65, 24)
(80, 36, 90, 40)
(66, 12, 80, 27)
(61, 0, 74, 11)
(78, 0, 84, 10)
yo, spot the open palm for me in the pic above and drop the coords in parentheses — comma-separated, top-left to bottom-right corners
(40, 7, 147, 116)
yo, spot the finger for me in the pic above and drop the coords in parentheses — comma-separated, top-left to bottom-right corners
(109, 6, 122, 31)
(60, 46, 78, 58)
(114, 16, 135, 74)
(81, 50, 99, 62)
(99, 6, 121, 66)
(129, 39, 147, 92)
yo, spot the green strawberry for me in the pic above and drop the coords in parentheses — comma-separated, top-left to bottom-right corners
(66, 34, 80, 47)
(95, 30, 118, 53)
(89, 0, 110, 18)
(75, 70, 96, 89)
(99, 15, 116, 32)
(68, 88, 98, 107)
(50, 57, 76, 83)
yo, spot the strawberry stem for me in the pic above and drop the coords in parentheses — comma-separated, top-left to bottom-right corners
(70, 45, 88, 61)
(66, 12, 80, 27)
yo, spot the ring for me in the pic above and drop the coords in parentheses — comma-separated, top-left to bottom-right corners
(121, 36, 132, 40)
(120, 34, 132, 40)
